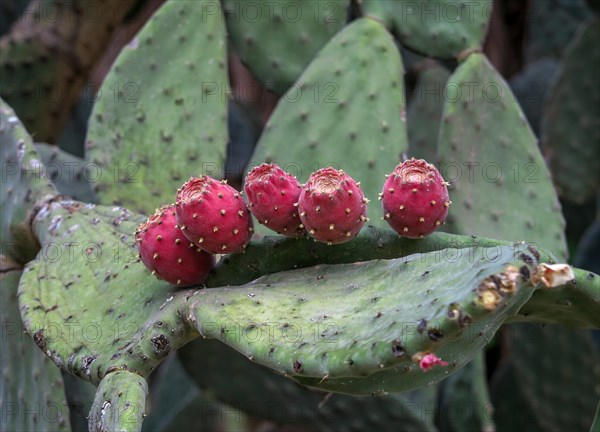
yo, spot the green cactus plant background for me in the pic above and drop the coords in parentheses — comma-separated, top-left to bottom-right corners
(1, 1, 599, 431)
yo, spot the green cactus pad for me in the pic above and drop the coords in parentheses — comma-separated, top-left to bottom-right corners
(88, 370, 148, 432)
(437, 53, 568, 261)
(507, 324, 600, 431)
(34, 143, 95, 203)
(436, 352, 495, 432)
(1, 266, 71, 431)
(509, 58, 558, 136)
(541, 18, 600, 204)
(180, 338, 437, 431)
(207, 226, 519, 287)
(61, 372, 96, 432)
(0, 23, 75, 143)
(0, 1, 136, 143)
(509, 268, 600, 328)
(18, 200, 196, 385)
(361, 0, 492, 59)
(188, 245, 536, 394)
(249, 18, 407, 230)
(1, 99, 56, 265)
(407, 63, 451, 161)
(526, 0, 591, 62)
(489, 359, 542, 432)
(142, 354, 221, 432)
(224, 0, 349, 94)
(86, 1, 229, 214)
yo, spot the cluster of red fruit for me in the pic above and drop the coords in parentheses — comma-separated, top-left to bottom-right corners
(135, 159, 450, 286)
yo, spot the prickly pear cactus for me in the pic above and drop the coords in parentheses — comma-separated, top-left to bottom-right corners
(407, 62, 450, 162)
(15, 191, 599, 431)
(1, 262, 71, 431)
(437, 53, 568, 261)
(249, 17, 407, 229)
(361, 0, 492, 59)
(224, 0, 349, 93)
(86, 0, 229, 214)
(189, 245, 538, 395)
(541, 18, 600, 204)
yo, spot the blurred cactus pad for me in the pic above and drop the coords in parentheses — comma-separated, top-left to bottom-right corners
(1, 1, 599, 431)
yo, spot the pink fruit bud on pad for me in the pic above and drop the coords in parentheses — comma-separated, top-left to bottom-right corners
(380, 158, 451, 239)
(244, 163, 305, 237)
(176, 176, 254, 254)
(299, 167, 368, 245)
(418, 353, 449, 372)
(135, 205, 215, 286)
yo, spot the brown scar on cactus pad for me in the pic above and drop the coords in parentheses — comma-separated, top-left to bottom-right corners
(176, 176, 254, 254)
(476, 266, 520, 310)
(380, 158, 450, 239)
(298, 168, 368, 245)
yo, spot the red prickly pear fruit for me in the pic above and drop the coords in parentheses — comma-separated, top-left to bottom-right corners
(298, 167, 368, 245)
(380, 158, 451, 239)
(135, 205, 215, 286)
(175, 176, 254, 254)
(244, 163, 305, 237)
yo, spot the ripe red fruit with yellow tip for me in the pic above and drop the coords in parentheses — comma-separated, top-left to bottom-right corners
(244, 163, 305, 237)
(135, 205, 215, 286)
(380, 158, 451, 239)
(298, 167, 368, 245)
(175, 176, 253, 253)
